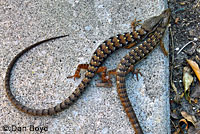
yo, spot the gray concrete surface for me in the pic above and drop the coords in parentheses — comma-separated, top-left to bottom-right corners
(0, 0, 170, 134)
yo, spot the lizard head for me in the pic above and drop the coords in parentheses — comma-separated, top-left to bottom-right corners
(141, 8, 171, 32)
(160, 8, 171, 28)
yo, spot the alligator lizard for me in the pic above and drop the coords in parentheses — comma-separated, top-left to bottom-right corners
(114, 9, 171, 134)
(5, 11, 168, 116)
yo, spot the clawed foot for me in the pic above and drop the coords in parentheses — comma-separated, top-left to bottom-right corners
(96, 68, 116, 88)
(128, 65, 143, 81)
(132, 68, 143, 81)
(131, 18, 142, 31)
(96, 74, 113, 87)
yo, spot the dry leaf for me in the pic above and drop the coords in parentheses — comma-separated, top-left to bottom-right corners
(190, 98, 198, 103)
(181, 111, 196, 127)
(187, 59, 200, 82)
(171, 81, 178, 94)
(171, 81, 182, 103)
(175, 18, 179, 24)
(173, 128, 181, 134)
(179, 118, 189, 130)
(183, 67, 194, 102)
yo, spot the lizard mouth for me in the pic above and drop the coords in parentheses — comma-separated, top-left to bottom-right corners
(161, 8, 171, 27)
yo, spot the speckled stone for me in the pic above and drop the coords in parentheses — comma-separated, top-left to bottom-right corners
(1, 0, 170, 134)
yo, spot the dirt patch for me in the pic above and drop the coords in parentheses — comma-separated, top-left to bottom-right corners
(168, 0, 200, 133)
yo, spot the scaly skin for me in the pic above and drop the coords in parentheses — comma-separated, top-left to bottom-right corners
(5, 12, 168, 116)
(116, 9, 171, 134)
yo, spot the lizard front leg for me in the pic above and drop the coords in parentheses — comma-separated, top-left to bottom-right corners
(67, 64, 89, 80)
(95, 65, 143, 88)
(68, 64, 114, 87)
(96, 69, 116, 87)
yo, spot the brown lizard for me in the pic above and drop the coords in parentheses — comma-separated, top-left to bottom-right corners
(5, 11, 169, 116)
(112, 9, 171, 134)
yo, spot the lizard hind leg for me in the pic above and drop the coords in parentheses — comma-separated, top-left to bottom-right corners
(95, 65, 143, 87)
(96, 68, 117, 88)
(68, 64, 114, 87)
(67, 64, 89, 80)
